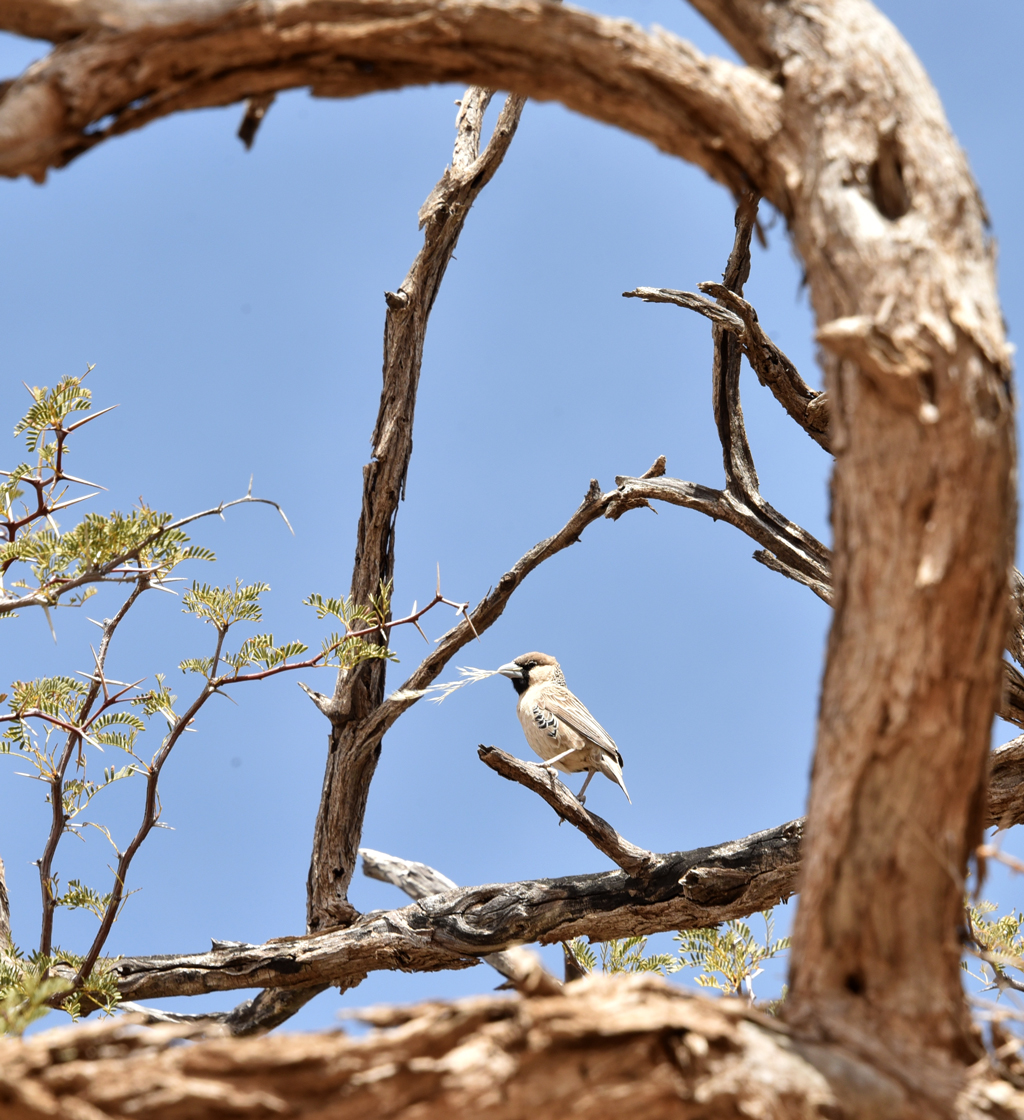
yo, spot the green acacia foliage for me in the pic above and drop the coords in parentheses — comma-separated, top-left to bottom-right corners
(0, 372, 404, 1032)
(566, 911, 791, 1005)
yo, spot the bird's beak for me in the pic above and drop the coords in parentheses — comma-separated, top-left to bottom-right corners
(497, 661, 524, 680)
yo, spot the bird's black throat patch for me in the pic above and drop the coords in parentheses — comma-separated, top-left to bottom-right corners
(509, 661, 534, 695)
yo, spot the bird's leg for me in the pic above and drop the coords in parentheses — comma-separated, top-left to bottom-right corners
(545, 768, 569, 827)
(576, 770, 596, 806)
(542, 745, 583, 770)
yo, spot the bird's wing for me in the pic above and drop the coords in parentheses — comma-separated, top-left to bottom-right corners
(544, 685, 623, 764)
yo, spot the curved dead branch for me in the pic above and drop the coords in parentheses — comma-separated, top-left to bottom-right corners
(360, 847, 561, 994)
(0, 0, 782, 191)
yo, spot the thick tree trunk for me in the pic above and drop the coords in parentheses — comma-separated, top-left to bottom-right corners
(691, 2, 1016, 1074)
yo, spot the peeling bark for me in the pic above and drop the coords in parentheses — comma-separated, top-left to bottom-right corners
(1, 977, 1020, 1120)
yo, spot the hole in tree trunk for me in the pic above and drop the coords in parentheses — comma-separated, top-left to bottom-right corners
(845, 971, 866, 995)
(869, 130, 911, 220)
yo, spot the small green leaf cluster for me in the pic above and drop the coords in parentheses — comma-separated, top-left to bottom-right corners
(567, 909, 791, 1005)
(566, 935, 676, 976)
(305, 580, 399, 670)
(52, 880, 114, 919)
(3, 678, 147, 819)
(0, 943, 119, 1036)
(180, 580, 312, 677)
(1, 676, 87, 754)
(13, 374, 92, 455)
(673, 912, 790, 1000)
(131, 674, 178, 724)
(2, 371, 216, 614)
(964, 900, 1024, 989)
(3, 509, 209, 603)
(183, 579, 269, 631)
(1, 372, 440, 1030)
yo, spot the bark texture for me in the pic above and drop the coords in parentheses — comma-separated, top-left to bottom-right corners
(0, 0, 779, 188)
(106, 818, 804, 1003)
(723, 2, 1016, 1076)
(1, 977, 1020, 1120)
(304, 87, 525, 936)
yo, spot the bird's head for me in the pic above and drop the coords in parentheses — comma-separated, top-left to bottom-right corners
(497, 652, 561, 695)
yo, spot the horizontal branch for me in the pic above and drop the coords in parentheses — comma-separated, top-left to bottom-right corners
(0, 0, 783, 191)
(100, 739, 1024, 1004)
(105, 818, 803, 1002)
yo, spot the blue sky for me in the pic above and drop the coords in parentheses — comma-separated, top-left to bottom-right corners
(1, 0, 1022, 1030)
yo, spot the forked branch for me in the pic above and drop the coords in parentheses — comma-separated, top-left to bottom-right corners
(623, 198, 1024, 726)
(305, 87, 527, 937)
(360, 848, 561, 994)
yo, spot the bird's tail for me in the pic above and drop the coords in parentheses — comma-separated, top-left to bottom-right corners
(601, 753, 631, 803)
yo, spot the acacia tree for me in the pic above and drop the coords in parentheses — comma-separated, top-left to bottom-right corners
(1, 0, 1023, 1115)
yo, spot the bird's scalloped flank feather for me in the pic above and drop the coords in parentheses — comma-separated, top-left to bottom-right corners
(543, 685, 623, 765)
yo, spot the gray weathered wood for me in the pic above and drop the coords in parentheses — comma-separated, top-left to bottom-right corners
(306, 88, 527, 935)
(360, 847, 561, 994)
(105, 741, 1024, 1006)
(109, 818, 804, 1002)
(477, 747, 656, 878)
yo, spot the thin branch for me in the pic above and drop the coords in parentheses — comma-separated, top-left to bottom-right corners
(617, 196, 833, 605)
(0, 492, 290, 616)
(609, 473, 832, 602)
(700, 281, 831, 452)
(713, 191, 759, 497)
(0, 852, 10, 949)
(624, 283, 831, 452)
(74, 620, 230, 985)
(360, 848, 459, 898)
(237, 92, 275, 150)
(37, 579, 146, 956)
(477, 747, 655, 879)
